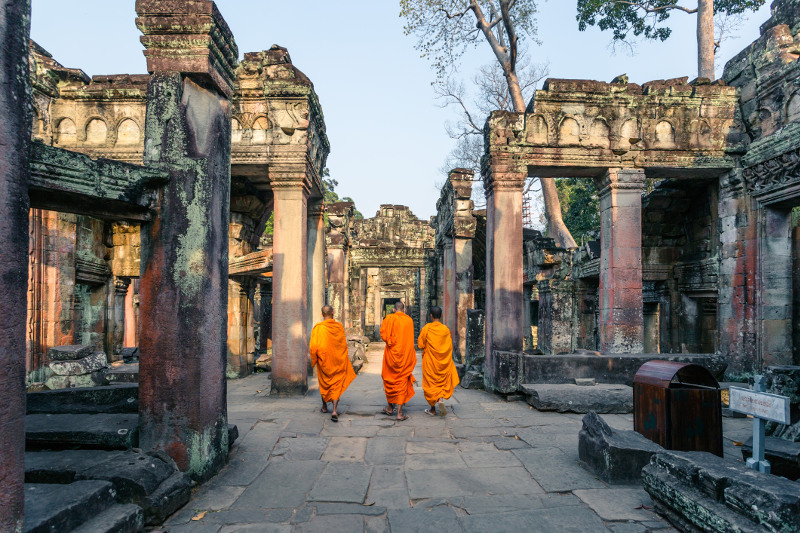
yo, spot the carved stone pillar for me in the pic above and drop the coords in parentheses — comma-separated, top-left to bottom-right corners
(595, 168, 645, 354)
(0, 0, 32, 527)
(442, 237, 456, 340)
(136, 1, 237, 482)
(325, 202, 353, 324)
(483, 172, 524, 393)
(112, 277, 131, 361)
(271, 180, 309, 394)
(227, 278, 251, 378)
(307, 200, 326, 330)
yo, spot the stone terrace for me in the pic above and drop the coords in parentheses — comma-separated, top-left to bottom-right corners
(162, 343, 686, 533)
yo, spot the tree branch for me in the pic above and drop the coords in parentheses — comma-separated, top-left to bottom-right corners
(613, 1, 697, 14)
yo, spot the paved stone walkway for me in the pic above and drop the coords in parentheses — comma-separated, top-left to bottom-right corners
(162, 343, 683, 533)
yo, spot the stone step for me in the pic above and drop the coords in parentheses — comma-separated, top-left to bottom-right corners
(27, 384, 138, 415)
(106, 363, 139, 384)
(26, 413, 139, 450)
(71, 504, 144, 533)
(24, 480, 116, 533)
(25, 449, 192, 526)
(520, 383, 633, 413)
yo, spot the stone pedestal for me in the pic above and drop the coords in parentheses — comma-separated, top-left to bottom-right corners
(537, 279, 574, 355)
(270, 181, 309, 394)
(136, 1, 238, 482)
(484, 175, 524, 392)
(0, 1, 32, 528)
(596, 169, 644, 354)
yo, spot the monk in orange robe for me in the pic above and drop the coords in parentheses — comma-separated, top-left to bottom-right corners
(418, 306, 460, 416)
(380, 301, 416, 421)
(309, 305, 356, 422)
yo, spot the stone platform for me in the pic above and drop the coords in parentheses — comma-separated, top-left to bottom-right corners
(520, 384, 633, 414)
(521, 353, 727, 386)
(25, 413, 139, 450)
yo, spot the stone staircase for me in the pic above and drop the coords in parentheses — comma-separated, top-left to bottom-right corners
(22, 384, 239, 531)
(24, 481, 143, 533)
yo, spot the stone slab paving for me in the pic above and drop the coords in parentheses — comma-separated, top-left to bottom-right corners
(161, 342, 770, 532)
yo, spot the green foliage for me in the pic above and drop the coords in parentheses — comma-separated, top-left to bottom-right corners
(321, 170, 364, 219)
(264, 212, 274, 235)
(576, 0, 765, 44)
(555, 178, 599, 243)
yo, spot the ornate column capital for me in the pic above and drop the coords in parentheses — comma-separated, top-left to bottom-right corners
(594, 168, 645, 199)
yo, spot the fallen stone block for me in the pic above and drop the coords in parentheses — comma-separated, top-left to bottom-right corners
(24, 480, 117, 533)
(460, 370, 484, 389)
(45, 370, 108, 390)
(105, 363, 139, 384)
(120, 347, 139, 364)
(49, 351, 108, 376)
(521, 383, 633, 414)
(742, 436, 800, 481)
(143, 471, 192, 525)
(228, 423, 239, 446)
(643, 450, 800, 532)
(578, 411, 663, 484)
(48, 344, 93, 361)
(27, 384, 138, 415)
(26, 413, 139, 450)
(455, 363, 466, 381)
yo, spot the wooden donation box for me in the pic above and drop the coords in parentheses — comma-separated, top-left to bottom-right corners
(633, 361, 723, 457)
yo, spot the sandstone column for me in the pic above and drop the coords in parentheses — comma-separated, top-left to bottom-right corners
(0, 0, 31, 528)
(271, 180, 309, 393)
(596, 169, 645, 353)
(451, 169, 476, 363)
(307, 200, 325, 331)
(226, 278, 251, 378)
(112, 277, 131, 360)
(325, 202, 353, 323)
(442, 238, 457, 338)
(483, 173, 524, 392)
(136, 1, 238, 482)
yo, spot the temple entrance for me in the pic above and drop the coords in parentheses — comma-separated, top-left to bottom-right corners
(382, 297, 402, 319)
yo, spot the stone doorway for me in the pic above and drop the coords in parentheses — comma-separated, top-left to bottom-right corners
(382, 297, 402, 319)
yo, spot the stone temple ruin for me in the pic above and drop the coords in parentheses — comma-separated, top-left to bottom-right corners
(2, 0, 800, 531)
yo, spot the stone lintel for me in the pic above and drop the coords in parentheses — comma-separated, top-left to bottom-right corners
(135, 0, 238, 98)
(229, 249, 273, 277)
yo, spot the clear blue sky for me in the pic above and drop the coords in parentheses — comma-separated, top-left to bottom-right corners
(31, 1, 772, 220)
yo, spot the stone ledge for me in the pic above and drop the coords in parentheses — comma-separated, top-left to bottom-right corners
(521, 383, 633, 414)
(642, 451, 800, 532)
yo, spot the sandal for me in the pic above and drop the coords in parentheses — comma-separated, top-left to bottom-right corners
(437, 399, 447, 417)
(396, 414, 410, 422)
(381, 407, 395, 416)
(424, 408, 436, 417)
(330, 414, 338, 423)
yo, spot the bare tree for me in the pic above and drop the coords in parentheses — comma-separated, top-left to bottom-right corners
(401, 0, 578, 248)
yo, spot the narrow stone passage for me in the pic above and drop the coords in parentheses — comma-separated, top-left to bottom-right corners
(162, 343, 674, 533)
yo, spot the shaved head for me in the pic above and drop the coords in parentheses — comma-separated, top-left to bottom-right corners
(321, 305, 334, 318)
(430, 306, 442, 320)
(394, 301, 405, 312)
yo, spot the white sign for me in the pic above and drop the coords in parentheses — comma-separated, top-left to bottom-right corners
(729, 387, 790, 425)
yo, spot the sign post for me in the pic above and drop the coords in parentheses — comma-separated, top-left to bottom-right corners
(729, 375, 791, 474)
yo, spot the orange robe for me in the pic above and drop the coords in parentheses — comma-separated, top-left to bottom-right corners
(380, 311, 416, 405)
(309, 319, 356, 402)
(418, 321, 460, 406)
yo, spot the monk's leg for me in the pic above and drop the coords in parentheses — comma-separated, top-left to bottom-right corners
(397, 403, 408, 421)
(331, 399, 339, 417)
(320, 396, 328, 413)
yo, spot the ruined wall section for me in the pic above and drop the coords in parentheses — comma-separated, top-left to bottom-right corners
(719, 0, 800, 377)
(348, 205, 435, 340)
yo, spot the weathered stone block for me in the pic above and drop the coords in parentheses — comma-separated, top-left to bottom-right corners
(121, 347, 139, 364)
(522, 383, 633, 413)
(25, 413, 139, 450)
(24, 481, 117, 533)
(578, 411, 663, 484)
(461, 370, 484, 390)
(49, 352, 108, 376)
(643, 451, 800, 532)
(48, 344, 93, 361)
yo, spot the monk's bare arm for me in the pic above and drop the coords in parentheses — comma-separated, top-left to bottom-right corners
(417, 324, 427, 351)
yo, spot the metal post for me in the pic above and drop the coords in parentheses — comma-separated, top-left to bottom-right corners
(745, 375, 771, 474)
